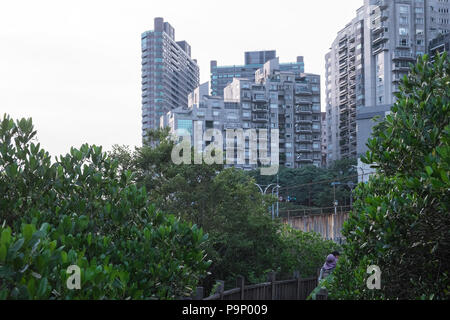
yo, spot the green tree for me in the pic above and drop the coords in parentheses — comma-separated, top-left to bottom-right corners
(277, 225, 341, 279)
(327, 53, 450, 300)
(0, 115, 210, 299)
(248, 159, 357, 212)
(111, 129, 338, 291)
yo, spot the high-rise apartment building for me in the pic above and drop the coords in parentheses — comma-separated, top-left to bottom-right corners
(429, 32, 450, 59)
(325, 0, 450, 163)
(210, 51, 305, 96)
(141, 18, 200, 138)
(162, 58, 322, 169)
(325, 7, 365, 162)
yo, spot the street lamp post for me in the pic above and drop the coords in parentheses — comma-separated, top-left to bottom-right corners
(271, 185, 281, 220)
(347, 181, 355, 208)
(330, 182, 342, 241)
(254, 183, 280, 220)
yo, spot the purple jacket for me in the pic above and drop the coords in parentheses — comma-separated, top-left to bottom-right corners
(322, 254, 337, 271)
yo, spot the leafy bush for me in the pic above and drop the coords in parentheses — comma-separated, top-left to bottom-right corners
(277, 225, 341, 279)
(326, 53, 450, 300)
(111, 132, 338, 291)
(0, 114, 210, 299)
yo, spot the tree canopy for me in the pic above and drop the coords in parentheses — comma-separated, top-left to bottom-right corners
(0, 115, 210, 299)
(326, 53, 450, 300)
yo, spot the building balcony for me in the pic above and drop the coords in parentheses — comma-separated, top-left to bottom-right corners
(295, 98, 312, 105)
(295, 84, 310, 92)
(252, 95, 268, 102)
(373, 43, 388, 55)
(339, 60, 347, 69)
(375, 0, 388, 10)
(392, 51, 416, 60)
(223, 123, 241, 130)
(339, 50, 348, 58)
(396, 42, 411, 50)
(296, 136, 313, 143)
(392, 75, 403, 83)
(295, 127, 312, 133)
(373, 11, 388, 22)
(339, 80, 348, 88)
(295, 156, 313, 163)
(392, 64, 411, 72)
(241, 94, 252, 101)
(295, 107, 312, 114)
(340, 110, 349, 117)
(296, 119, 313, 124)
(339, 68, 348, 76)
(372, 33, 388, 45)
(295, 89, 312, 96)
(252, 105, 269, 112)
(252, 115, 269, 122)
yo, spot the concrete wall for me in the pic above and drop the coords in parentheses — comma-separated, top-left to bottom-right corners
(282, 211, 349, 243)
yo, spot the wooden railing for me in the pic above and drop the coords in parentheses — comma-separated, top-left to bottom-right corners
(193, 272, 318, 300)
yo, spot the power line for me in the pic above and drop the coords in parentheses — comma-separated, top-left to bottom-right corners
(278, 173, 363, 192)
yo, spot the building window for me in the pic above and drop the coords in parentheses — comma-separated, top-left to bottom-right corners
(399, 27, 409, 36)
(177, 119, 193, 135)
(399, 5, 409, 14)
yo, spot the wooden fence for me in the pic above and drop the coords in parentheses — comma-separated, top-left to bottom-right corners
(193, 272, 318, 300)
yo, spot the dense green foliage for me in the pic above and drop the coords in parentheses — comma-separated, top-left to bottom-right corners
(249, 159, 357, 213)
(277, 225, 340, 279)
(111, 131, 339, 290)
(0, 115, 210, 299)
(327, 53, 450, 299)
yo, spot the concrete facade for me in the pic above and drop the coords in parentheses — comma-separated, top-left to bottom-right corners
(162, 58, 322, 170)
(210, 51, 305, 96)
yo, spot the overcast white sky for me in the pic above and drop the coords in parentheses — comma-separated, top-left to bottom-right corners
(0, 0, 363, 157)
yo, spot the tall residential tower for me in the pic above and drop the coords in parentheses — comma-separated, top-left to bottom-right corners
(325, 0, 450, 163)
(141, 18, 200, 138)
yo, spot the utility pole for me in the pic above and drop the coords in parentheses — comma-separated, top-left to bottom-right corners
(347, 181, 355, 208)
(330, 182, 341, 241)
(331, 182, 341, 214)
(276, 174, 279, 218)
